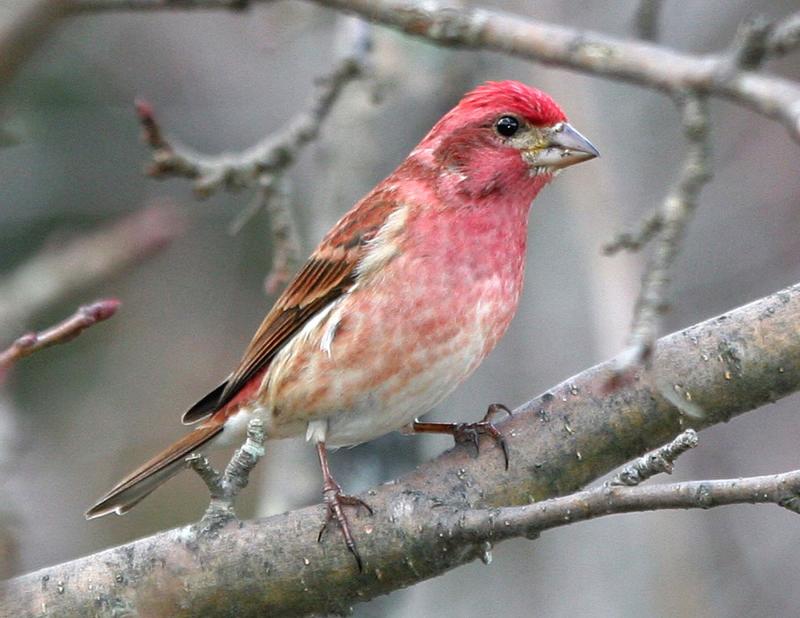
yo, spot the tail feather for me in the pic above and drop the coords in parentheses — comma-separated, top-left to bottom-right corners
(85, 420, 224, 519)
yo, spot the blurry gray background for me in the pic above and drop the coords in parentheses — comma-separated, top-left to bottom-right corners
(2, 1, 800, 616)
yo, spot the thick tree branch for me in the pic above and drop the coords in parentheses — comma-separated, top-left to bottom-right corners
(0, 299, 119, 372)
(67, 2, 800, 142)
(4, 281, 800, 616)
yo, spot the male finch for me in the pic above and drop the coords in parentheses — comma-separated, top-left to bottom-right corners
(87, 80, 598, 569)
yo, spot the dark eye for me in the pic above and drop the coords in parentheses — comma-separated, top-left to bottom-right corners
(495, 115, 520, 137)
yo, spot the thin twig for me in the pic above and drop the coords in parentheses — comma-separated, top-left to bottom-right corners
(135, 24, 368, 201)
(607, 93, 712, 386)
(767, 11, 800, 58)
(186, 419, 266, 531)
(726, 15, 774, 71)
(460, 467, 800, 546)
(610, 429, 698, 486)
(258, 178, 303, 294)
(0, 299, 119, 372)
(602, 210, 663, 255)
(134, 19, 369, 290)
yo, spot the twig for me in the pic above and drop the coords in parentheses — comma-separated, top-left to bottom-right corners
(767, 11, 800, 58)
(610, 428, 698, 486)
(607, 93, 711, 385)
(726, 15, 774, 71)
(257, 178, 303, 294)
(134, 19, 369, 288)
(602, 210, 663, 255)
(0, 299, 119, 372)
(632, 0, 664, 42)
(186, 418, 265, 532)
(459, 467, 800, 546)
(135, 23, 368, 201)
(0, 203, 184, 338)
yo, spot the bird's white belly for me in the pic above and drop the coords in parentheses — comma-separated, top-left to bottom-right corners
(324, 351, 480, 446)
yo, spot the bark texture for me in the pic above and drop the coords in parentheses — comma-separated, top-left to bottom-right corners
(3, 282, 800, 616)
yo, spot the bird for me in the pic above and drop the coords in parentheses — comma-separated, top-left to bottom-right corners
(86, 80, 598, 569)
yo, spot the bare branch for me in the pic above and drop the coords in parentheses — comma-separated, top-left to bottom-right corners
(309, 1, 800, 142)
(133, 19, 370, 289)
(459, 467, 800, 547)
(186, 419, 266, 531)
(610, 428, 698, 486)
(726, 15, 774, 71)
(5, 281, 800, 616)
(602, 210, 663, 255)
(67, 1, 800, 143)
(0, 299, 119, 372)
(632, 0, 664, 42)
(767, 11, 800, 58)
(0, 203, 184, 337)
(134, 28, 367, 200)
(607, 93, 712, 383)
(0, 2, 71, 94)
(257, 178, 303, 294)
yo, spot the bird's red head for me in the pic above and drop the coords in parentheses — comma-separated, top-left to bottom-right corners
(456, 80, 567, 127)
(412, 80, 598, 203)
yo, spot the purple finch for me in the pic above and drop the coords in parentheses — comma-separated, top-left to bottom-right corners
(87, 80, 598, 569)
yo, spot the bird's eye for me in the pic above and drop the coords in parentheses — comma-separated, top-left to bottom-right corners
(495, 116, 520, 137)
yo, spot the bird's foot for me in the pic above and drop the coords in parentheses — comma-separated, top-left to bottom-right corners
(410, 403, 512, 469)
(453, 403, 512, 469)
(318, 478, 373, 572)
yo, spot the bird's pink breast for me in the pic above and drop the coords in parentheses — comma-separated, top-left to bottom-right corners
(260, 185, 537, 446)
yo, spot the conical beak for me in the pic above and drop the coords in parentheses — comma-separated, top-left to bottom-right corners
(526, 122, 599, 170)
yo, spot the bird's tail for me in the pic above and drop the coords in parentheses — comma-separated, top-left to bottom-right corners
(85, 419, 224, 519)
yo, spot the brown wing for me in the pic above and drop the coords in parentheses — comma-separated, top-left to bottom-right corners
(183, 191, 398, 424)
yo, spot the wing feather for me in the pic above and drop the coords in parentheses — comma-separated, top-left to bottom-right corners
(185, 191, 400, 418)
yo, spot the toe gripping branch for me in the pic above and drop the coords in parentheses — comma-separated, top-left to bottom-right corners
(412, 403, 512, 470)
(316, 442, 374, 572)
(186, 418, 266, 533)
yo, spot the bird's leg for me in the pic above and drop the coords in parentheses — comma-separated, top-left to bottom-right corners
(408, 403, 512, 469)
(315, 441, 373, 571)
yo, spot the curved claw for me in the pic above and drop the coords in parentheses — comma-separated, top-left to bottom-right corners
(411, 403, 513, 470)
(484, 402, 513, 421)
(318, 488, 373, 572)
(453, 419, 510, 470)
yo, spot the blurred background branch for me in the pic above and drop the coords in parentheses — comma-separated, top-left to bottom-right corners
(133, 16, 369, 289)
(5, 280, 800, 615)
(0, 299, 119, 372)
(607, 93, 712, 382)
(632, 0, 664, 41)
(0, 203, 184, 337)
